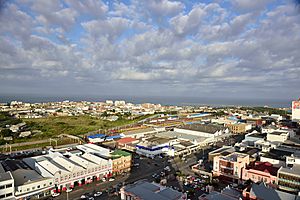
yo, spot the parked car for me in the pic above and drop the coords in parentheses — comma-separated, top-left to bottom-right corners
(81, 193, 89, 199)
(109, 177, 115, 181)
(66, 188, 72, 192)
(51, 193, 60, 197)
(94, 191, 102, 197)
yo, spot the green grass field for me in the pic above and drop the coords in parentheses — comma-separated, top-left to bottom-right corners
(22, 114, 150, 139)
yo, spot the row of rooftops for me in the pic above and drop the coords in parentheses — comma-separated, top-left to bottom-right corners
(0, 144, 131, 187)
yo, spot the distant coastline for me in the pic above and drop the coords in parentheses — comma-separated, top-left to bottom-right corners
(0, 94, 292, 108)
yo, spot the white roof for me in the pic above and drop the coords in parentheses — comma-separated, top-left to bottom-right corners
(68, 154, 98, 169)
(36, 157, 69, 175)
(81, 153, 110, 166)
(77, 144, 111, 156)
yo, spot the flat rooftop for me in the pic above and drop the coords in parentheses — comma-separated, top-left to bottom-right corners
(279, 164, 300, 176)
(124, 180, 183, 200)
(123, 128, 156, 135)
(12, 168, 48, 186)
(221, 152, 248, 162)
(0, 172, 13, 182)
(179, 124, 226, 134)
(156, 131, 207, 143)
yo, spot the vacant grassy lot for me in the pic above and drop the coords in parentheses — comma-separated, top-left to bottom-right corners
(23, 115, 149, 139)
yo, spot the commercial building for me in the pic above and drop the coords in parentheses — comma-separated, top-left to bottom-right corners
(120, 180, 186, 200)
(242, 162, 279, 184)
(213, 152, 250, 182)
(136, 136, 175, 158)
(0, 143, 130, 199)
(110, 150, 132, 175)
(292, 99, 300, 121)
(277, 164, 300, 193)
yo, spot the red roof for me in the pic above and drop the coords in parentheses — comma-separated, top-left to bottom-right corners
(246, 161, 279, 176)
(117, 137, 137, 144)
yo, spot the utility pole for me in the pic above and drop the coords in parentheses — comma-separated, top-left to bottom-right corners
(49, 138, 58, 147)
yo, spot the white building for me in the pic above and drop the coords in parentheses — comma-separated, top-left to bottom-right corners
(23, 144, 113, 194)
(136, 137, 175, 158)
(267, 131, 289, 143)
(292, 99, 300, 121)
(0, 171, 14, 200)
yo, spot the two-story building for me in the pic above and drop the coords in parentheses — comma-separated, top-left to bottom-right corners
(213, 152, 250, 183)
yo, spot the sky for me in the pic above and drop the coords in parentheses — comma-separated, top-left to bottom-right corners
(0, 0, 300, 102)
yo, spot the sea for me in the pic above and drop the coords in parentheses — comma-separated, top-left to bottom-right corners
(0, 94, 292, 108)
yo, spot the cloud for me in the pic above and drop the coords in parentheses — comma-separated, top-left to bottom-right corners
(0, 0, 299, 99)
(230, 0, 274, 12)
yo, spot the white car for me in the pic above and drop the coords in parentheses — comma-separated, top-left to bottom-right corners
(81, 194, 87, 199)
(51, 193, 60, 197)
(88, 197, 94, 200)
(66, 188, 72, 192)
(94, 191, 103, 197)
(109, 178, 115, 181)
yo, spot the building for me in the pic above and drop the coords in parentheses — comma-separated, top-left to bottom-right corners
(242, 131, 266, 146)
(277, 164, 300, 193)
(213, 152, 250, 182)
(292, 99, 300, 121)
(0, 166, 14, 200)
(110, 150, 132, 175)
(120, 180, 186, 200)
(122, 127, 157, 139)
(136, 136, 175, 158)
(242, 161, 279, 184)
(225, 123, 251, 134)
(116, 137, 139, 152)
(87, 134, 106, 143)
(199, 185, 242, 200)
(17, 144, 114, 198)
(243, 182, 299, 200)
(1, 159, 53, 200)
(208, 146, 236, 162)
(267, 131, 289, 143)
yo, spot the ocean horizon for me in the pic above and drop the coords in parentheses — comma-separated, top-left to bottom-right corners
(0, 94, 292, 108)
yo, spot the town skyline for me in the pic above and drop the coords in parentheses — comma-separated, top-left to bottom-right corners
(1, 0, 300, 100)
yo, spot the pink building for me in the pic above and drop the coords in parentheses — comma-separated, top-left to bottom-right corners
(213, 152, 250, 182)
(242, 161, 279, 184)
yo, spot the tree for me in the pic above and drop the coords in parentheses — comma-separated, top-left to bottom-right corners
(0, 129, 12, 137)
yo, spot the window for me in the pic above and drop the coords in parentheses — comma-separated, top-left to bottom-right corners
(0, 185, 4, 189)
(5, 184, 12, 188)
(37, 185, 40, 189)
(44, 184, 46, 187)
(32, 187, 35, 190)
(27, 188, 30, 191)
(0, 195, 5, 199)
(50, 182, 52, 185)
(6, 193, 12, 197)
